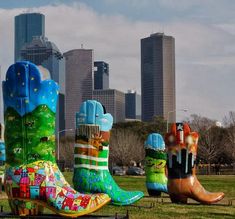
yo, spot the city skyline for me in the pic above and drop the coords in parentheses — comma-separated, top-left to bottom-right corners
(1, 1, 235, 123)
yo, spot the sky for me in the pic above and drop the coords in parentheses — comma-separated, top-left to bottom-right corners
(0, 0, 235, 123)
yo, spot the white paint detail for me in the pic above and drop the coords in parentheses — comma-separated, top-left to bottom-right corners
(74, 143, 109, 150)
(74, 164, 109, 170)
(74, 154, 108, 162)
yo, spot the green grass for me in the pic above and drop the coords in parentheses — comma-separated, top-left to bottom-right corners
(1, 174, 235, 218)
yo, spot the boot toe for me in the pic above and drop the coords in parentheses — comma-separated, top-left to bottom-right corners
(112, 191, 144, 206)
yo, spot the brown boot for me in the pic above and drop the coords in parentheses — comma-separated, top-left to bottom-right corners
(165, 123, 224, 204)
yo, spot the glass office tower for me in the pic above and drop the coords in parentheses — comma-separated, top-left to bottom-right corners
(15, 13, 45, 61)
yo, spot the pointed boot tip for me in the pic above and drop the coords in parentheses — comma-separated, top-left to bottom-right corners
(111, 191, 144, 206)
(218, 192, 225, 200)
(201, 192, 225, 205)
(213, 192, 225, 203)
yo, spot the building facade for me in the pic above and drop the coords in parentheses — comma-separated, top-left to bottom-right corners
(94, 61, 109, 90)
(141, 33, 175, 122)
(20, 36, 65, 131)
(15, 13, 45, 62)
(64, 49, 93, 130)
(93, 89, 125, 123)
(125, 90, 141, 120)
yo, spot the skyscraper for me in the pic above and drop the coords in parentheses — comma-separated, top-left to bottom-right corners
(94, 61, 109, 89)
(125, 90, 141, 120)
(20, 36, 65, 131)
(93, 89, 125, 123)
(64, 49, 93, 130)
(141, 33, 175, 122)
(15, 13, 45, 61)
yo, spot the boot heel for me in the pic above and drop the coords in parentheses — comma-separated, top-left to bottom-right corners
(147, 189, 161, 197)
(170, 194, 188, 204)
(9, 199, 44, 216)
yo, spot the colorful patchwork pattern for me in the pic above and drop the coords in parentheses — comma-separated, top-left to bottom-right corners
(74, 100, 144, 205)
(5, 160, 109, 214)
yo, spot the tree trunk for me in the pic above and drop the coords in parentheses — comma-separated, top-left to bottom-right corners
(208, 162, 211, 175)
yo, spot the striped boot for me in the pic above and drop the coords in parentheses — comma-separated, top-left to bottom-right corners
(73, 100, 144, 205)
(3, 62, 110, 217)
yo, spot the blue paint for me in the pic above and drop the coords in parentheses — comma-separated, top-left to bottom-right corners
(3, 61, 59, 116)
(0, 142, 6, 161)
(146, 182, 168, 193)
(30, 186, 40, 199)
(144, 133, 165, 150)
(76, 100, 113, 131)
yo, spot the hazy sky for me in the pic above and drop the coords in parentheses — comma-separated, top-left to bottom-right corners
(0, 0, 235, 123)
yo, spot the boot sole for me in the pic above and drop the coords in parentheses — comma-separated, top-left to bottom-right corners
(9, 197, 111, 218)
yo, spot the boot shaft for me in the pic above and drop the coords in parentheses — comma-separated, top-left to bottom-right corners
(0, 123, 4, 141)
(3, 62, 59, 166)
(75, 124, 110, 170)
(165, 123, 198, 179)
(0, 124, 6, 162)
(144, 133, 167, 182)
(74, 100, 113, 171)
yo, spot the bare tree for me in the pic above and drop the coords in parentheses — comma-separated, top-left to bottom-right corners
(223, 112, 235, 166)
(57, 135, 75, 169)
(187, 114, 225, 174)
(187, 114, 216, 132)
(110, 129, 145, 166)
(198, 127, 224, 174)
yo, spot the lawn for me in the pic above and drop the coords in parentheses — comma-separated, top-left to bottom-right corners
(0, 174, 235, 219)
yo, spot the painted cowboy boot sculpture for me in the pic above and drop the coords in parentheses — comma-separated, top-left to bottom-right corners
(144, 133, 168, 196)
(3, 62, 110, 217)
(73, 100, 144, 205)
(0, 123, 6, 162)
(165, 122, 224, 204)
(0, 123, 6, 189)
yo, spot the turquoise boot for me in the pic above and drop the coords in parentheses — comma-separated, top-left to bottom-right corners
(0, 123, 6, 162)
(144, 133, 168, 196)
(73, 100, 144, 205)
(0, 123, 5, 188)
